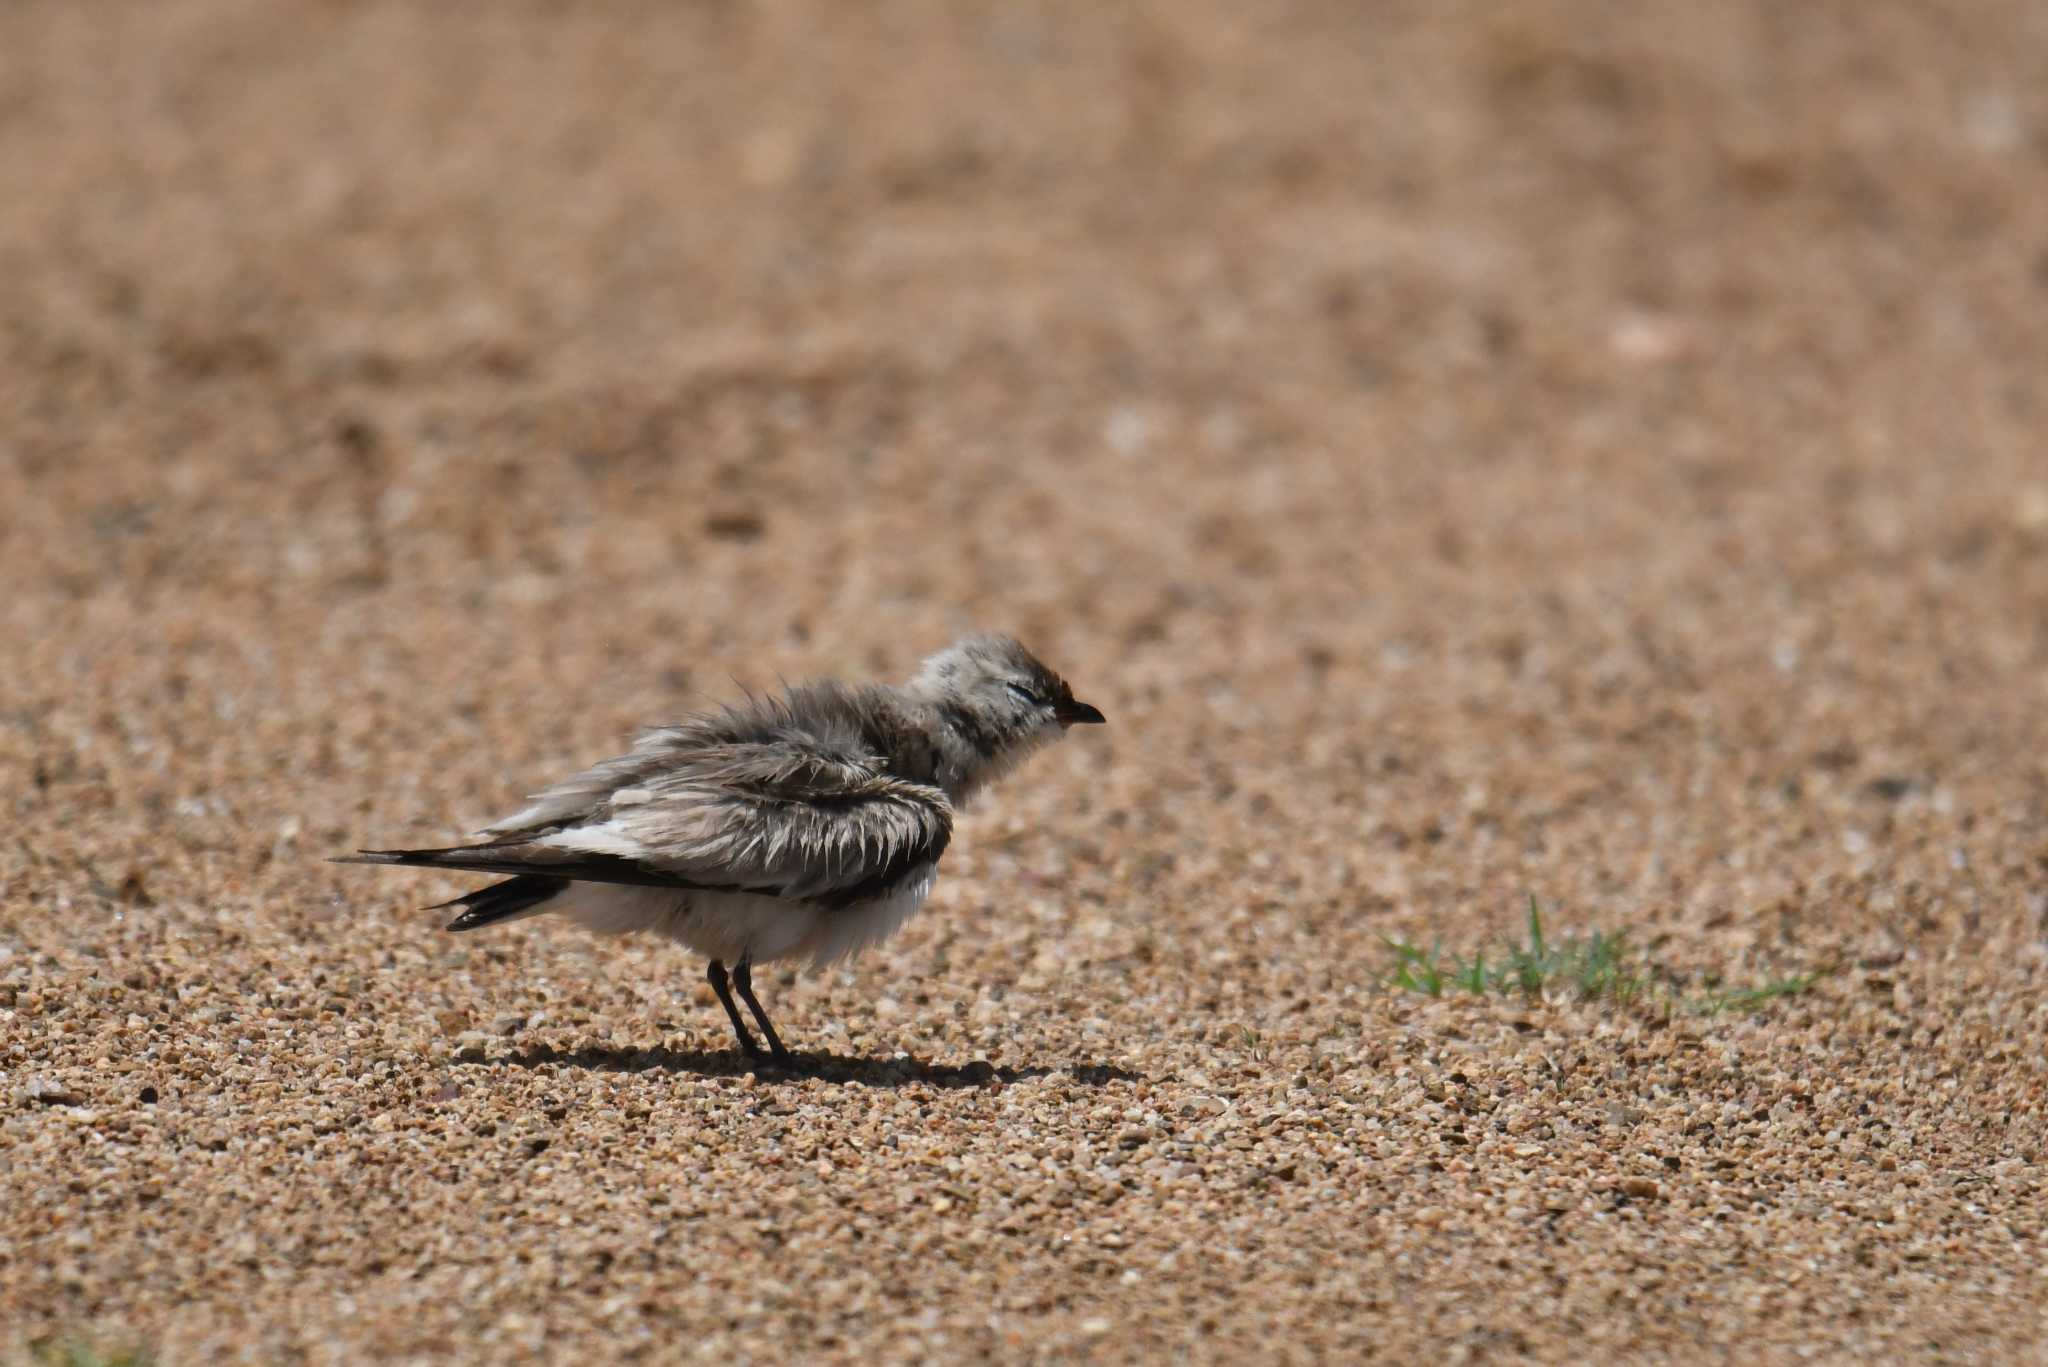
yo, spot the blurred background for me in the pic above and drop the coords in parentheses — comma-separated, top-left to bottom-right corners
(5, 1, 2044, 953)
(3, 2, 2047, 1356)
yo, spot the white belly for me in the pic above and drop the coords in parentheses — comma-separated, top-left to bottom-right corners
(543, 867, 936, 970)
(786, 866, 937, 969)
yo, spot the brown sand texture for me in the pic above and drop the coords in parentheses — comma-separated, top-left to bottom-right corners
(4, 3, 2047, 1362)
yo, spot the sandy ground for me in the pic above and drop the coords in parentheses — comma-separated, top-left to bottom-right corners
(4, 2, 2048, 1362)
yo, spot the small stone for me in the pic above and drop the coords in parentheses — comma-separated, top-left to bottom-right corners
(704, 509, 766, 541)
(2015, 485, 2048, 533)
(26, 1077, 83, 1107)
(1608, 312, 1692, 365)
(1620, 1178, 1662, 1200)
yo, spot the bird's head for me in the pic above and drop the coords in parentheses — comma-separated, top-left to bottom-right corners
(907, 634, 1105, 799)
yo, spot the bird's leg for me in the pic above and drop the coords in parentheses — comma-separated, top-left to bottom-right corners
(731, 957, 793, 1064)
(706, 959, 762, 1059)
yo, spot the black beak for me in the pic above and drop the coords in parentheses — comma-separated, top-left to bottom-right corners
(1059, 698, 1107, 726)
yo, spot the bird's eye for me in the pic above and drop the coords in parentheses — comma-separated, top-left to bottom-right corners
(1004, 682, 1044, 706)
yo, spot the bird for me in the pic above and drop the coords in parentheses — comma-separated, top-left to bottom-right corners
(334, 634, 1106, 1065)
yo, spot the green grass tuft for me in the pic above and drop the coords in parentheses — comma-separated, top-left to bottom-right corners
(1381, 895, 1828, 1015)
(1700, 971, 1831, 1016)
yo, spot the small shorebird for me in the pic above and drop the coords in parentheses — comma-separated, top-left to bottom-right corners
(335, 634, 1105, 1064)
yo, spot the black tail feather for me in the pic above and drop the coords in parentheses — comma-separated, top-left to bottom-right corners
(332, 847, 480, 868)
(332, 847, 723, 893)
(435, 875, 569, 932)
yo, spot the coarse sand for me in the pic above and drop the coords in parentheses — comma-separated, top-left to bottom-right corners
(4, 3, 2048, 1362)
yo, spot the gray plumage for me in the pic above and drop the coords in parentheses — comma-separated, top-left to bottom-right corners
(335, 634, 1105, 1063)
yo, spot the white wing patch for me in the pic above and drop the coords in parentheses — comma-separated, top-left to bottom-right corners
(535, 824, 653, 860)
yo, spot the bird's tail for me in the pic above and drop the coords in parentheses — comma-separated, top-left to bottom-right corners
(430, 875, 570, 933)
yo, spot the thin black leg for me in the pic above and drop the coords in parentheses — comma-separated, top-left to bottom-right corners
(706, 959, 761, 1058)
(732, 957, 792, 1064)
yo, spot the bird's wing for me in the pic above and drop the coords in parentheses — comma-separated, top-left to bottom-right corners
(598, 738, 954, 904)
(474, 727, 688, 840)
(345, 731, 952, 908)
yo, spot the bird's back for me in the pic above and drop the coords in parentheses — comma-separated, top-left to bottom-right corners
(482, 679, 929, 841)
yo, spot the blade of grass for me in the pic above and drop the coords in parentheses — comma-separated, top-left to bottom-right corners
(1455, 947, 1488, 995)
(1380, 936, 1445, 997)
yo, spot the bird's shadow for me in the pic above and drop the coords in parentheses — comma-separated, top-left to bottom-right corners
(498, 1042, 1141, 1089)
